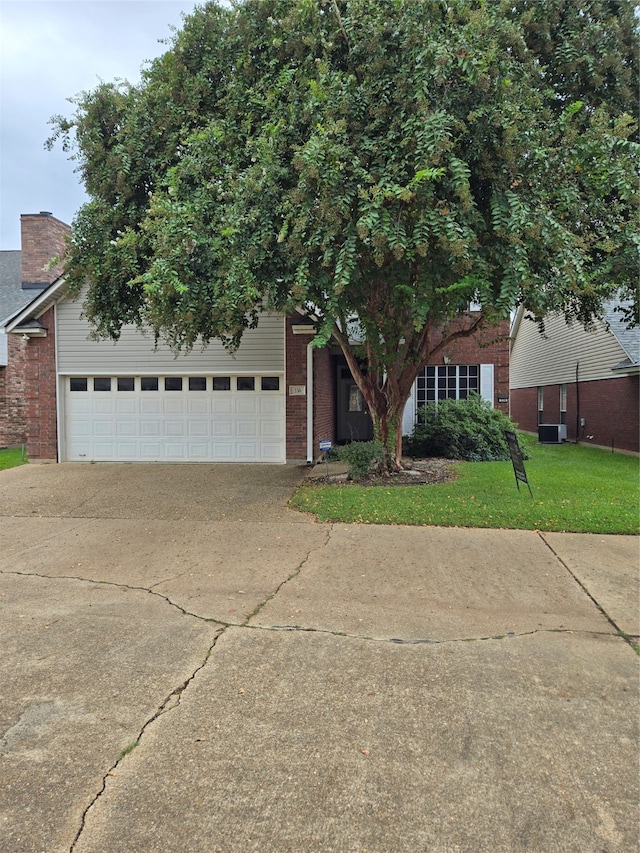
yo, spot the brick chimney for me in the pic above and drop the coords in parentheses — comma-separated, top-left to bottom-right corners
(20, 212, 71, 289)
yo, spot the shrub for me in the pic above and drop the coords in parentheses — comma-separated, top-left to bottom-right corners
(403, 394, 523, 461)
(337, 441, 384, 478)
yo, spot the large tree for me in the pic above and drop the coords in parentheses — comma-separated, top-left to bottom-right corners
(50, 0, 638, 471)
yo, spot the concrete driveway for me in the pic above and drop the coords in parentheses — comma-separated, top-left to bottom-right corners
(0, 463, 638, 853)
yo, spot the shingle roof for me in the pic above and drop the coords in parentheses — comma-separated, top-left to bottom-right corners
(0, 250, 50, 326)
(0, 251, 27, 325)
(603, 299, 640, 369)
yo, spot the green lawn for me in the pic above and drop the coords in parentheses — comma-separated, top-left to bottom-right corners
(291, 439, 640, 534)
(0, 446, 27, 471)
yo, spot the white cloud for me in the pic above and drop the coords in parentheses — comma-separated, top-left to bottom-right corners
(0, 0, 198, 248)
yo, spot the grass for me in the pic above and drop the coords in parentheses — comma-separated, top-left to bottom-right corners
(0, 446, 27, 471)
(291, 438, 640, 534)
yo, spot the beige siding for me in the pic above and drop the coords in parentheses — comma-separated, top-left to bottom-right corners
(56, 296, 285, 375)
(510, 312, 628, 388)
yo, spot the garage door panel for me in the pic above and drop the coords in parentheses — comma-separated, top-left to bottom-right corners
(237, 421, 258, 437)
(93, 420, 114, 437)
(163, 398, 186, 415)
(63, 376, 285, 463)
(117, 422, 138, 437)
(140, 442, 161, 458)
(188, 399, 209, 415)
(261, 442, 286, 462)
(116, 442, 138, 459)
(235, 398, 258, 416)
(188, 421, 209, 437)
(165, 421, 186, 437)
(140, 421, 161, 437)
(212, 421, 233, 437)
(92, 399, 114, 416)
(211, 442, 233, 459)
(212, 398, 233, 415)
(259, 397, 282, 416)
(116, 399, 137, 415)
(261, 421, 283, 438)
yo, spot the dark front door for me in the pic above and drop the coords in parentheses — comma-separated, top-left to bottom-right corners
(336, 363, 374, 443)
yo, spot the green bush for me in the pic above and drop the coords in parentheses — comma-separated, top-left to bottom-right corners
(403, 394, 523, 461)
(337, 441, 384, 478)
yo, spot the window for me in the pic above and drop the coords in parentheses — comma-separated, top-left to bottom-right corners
(416, 365, 479, 409)
(537, 387, 544, 425)
(237, 377, 255, 391)
(117, 377, 135, 391)
(164, 377, 183, 391)
(559, 384, 567, 425)
(261, 376, 280, 391)
(141, 377, 159, 391)
(70, 377, 87, 392)
(189, 377, 207, 391)
(212, 377, 231, 391)
(93, 377, 111, 392)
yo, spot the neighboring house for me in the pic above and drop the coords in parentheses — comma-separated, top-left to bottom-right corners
(2, 211, 510, 463)
(509, 302, 639, 454)
(0, 212, 70, 449)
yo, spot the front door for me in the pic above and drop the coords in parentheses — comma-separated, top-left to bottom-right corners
(336, 363, 374, 443)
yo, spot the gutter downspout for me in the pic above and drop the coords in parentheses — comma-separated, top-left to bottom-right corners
(575, 361, 580, 444)
(306, 342, 314, 463)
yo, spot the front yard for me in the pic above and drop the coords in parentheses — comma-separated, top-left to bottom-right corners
(291, 439, 639, 534)
(0, 446, 27, 471)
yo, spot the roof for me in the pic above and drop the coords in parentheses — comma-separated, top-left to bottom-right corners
(0, 249, 52, 327)
(0, 251, 28, 325)
(4, 277, 65, 333)
(602, 299, 640, 370)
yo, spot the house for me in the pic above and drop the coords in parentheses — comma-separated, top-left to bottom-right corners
(0, 212, 70, 450)
(2, 212, 510, 463)
(509, 303, 639, 454)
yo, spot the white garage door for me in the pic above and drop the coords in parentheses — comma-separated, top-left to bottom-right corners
(63, 374, 285, 462)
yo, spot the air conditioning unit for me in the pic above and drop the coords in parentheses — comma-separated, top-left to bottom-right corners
(538, 423, 567, 444)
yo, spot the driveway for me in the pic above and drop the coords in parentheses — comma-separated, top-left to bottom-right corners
(0, 463, 638, 853)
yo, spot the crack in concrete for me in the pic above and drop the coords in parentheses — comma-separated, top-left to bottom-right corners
(68, 628, 225, 852)
(248, 623, 615, 645)
(240, 523, 334, 626)
(537, 532, 638, 653)
(0, 568, 226, 626)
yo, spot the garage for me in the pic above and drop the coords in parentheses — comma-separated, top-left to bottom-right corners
(53, 296, 287, 463)
(62, 373, 285, 462)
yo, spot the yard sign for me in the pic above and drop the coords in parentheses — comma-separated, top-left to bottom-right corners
(504, 430, 533, 497)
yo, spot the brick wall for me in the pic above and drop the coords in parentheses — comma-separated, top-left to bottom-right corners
(20, 213, 70, 286)
(427, 317, 511, 413)
(285, 317, 310, 461)
(313, 346, 335, 457)
(285, 316, 336, 462)
(0, 336, 28, 447)
(24, 307, 58, 460)
(510, 376, 639, 453)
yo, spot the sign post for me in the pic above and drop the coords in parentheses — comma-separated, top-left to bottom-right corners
(319, 439, 333, 475)
(504, 430, 533, 497)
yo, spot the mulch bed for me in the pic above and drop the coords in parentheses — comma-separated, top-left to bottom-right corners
(311, 458, 458, 487)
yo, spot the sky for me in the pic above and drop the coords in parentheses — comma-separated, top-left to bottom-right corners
(0, 0, 202, 250)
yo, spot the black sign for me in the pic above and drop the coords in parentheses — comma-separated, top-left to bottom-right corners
(504, 430, 533, 497)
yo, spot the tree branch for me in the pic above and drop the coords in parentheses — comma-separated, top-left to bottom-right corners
(429, 314, 486, 359)
(330, 0, 362, 84)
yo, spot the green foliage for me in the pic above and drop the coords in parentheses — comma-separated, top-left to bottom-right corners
(291, 440, 640, 535)
(0, 446, 27, 471)
(49, 0, 639, 467)
(337, 441, 384, 479)
(403, 394, 522, 461)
